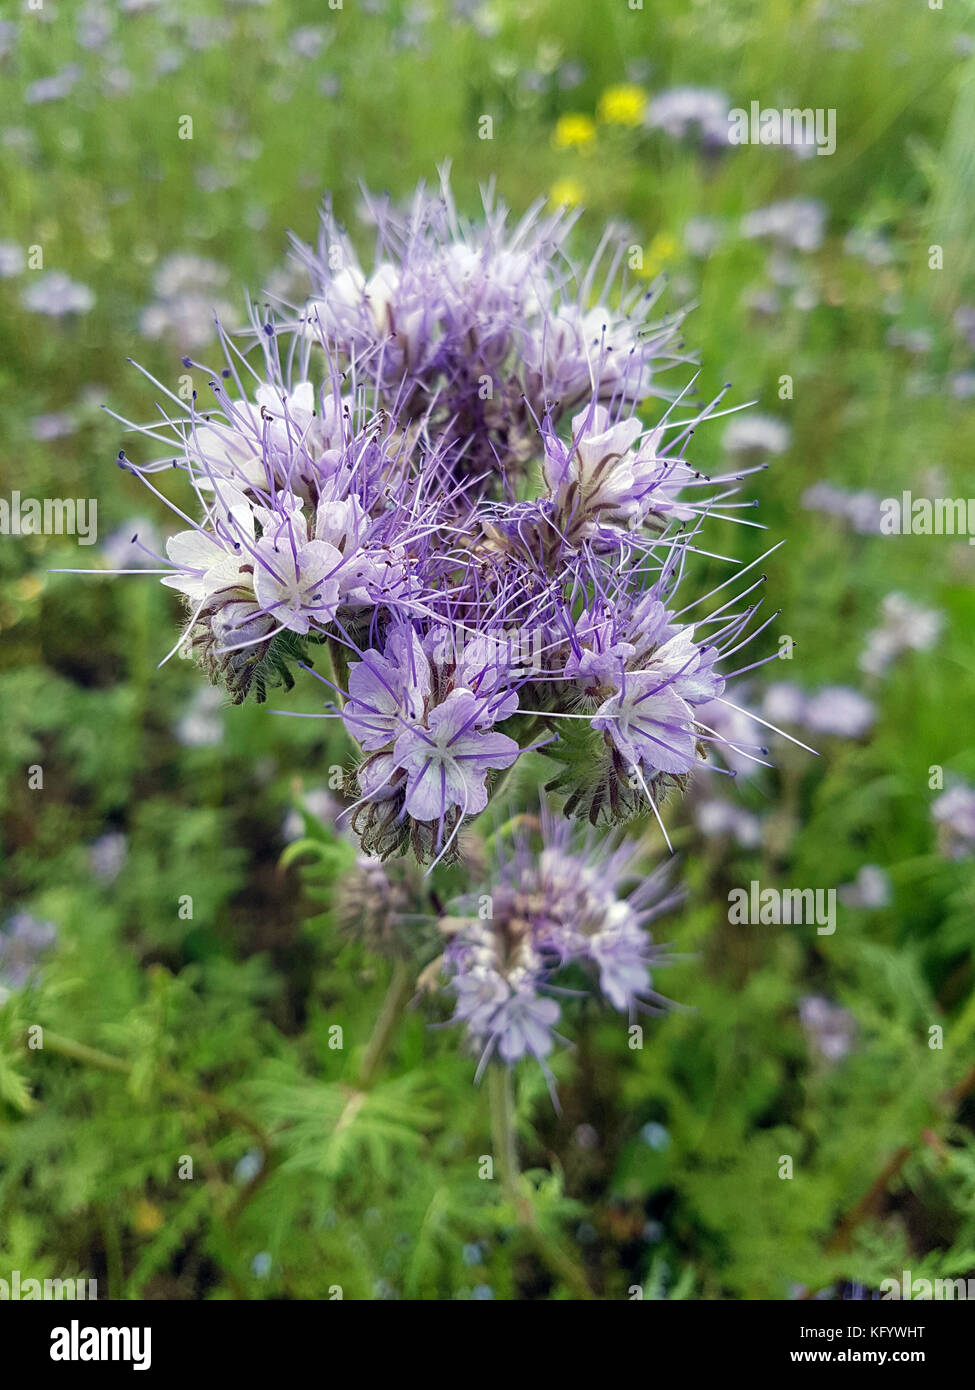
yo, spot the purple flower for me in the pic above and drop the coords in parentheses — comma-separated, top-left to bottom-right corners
(251, 533, 343, 635)
(113, 173, 795, 859)
(761, 683, 874, 741)
(453, 966, 561, 1066)
(442, 804, 679, 1082)
(88, 831, 128, 885)
(802, 687, 875, 739)
(563, 608, 637, 686)
(30, 411, 77, 442)
(0, 242, 25, 278)
(25, 66, 82, 106)
(592, 672, 700, 778)
(860, 593, 943, 678)
(591, 627, 724, 779)
(932, 783, 975, 860)
(838, 865, 891, 909)
(22, 271, 94, 317)
(342, 627, 520, 858)
(393, 689, 519, 822)
(0, 913, 58, 998)
(140, 254, 236, 349)
(344, 627, 432, 750)
(695, 797, 763, 848)
(587, 902, 660, 1011)
(802, 482, 881, 535)
(722, 413, 791, 457)
(799, 996, 857, 1063)
(762, 682, 807, 726)
(645, 87, 731, 146)
(542, 403, 698, 541)
(741, 199, 826, 253)
(293, 171, 685, 479)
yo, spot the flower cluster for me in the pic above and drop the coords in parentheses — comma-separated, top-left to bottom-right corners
(440, 806, 679, 1086)
(116, 172, 781, 864)
(291, 174, 686, 479)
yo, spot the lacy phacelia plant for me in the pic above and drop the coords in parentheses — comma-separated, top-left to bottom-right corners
(116, 173, 779, 866)
(438, 807, 680, 1090)
(292, 176, 687, 479)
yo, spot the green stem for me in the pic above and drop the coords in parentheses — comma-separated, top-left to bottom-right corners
(40, 1029, 129, 1074)
(357, 958, 414, 1089)
(99, 1204, 124, 1301)
(488, 1065, 520, 1202)
(486, 1063, 595, 1300)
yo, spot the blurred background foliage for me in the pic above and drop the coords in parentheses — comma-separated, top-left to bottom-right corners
(1, 0, 974, 1300)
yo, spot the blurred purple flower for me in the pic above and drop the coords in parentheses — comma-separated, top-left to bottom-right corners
(799, 996, 857, 1063)
(22, 271, 94, 317)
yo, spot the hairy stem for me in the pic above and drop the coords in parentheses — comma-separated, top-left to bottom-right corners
(487, 1063, 595, 1300)
(357, 957, 414, 1089)
(488, 1064, 520, 1201)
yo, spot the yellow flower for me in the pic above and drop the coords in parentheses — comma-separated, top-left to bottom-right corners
(553, 113, 597, 150)
(16, 574, 44, 602)
(132, 1199, 164, 1236)
(549, 177, 584, 209)
(597, 84, 647, 127)
(640, 231, 679, 278)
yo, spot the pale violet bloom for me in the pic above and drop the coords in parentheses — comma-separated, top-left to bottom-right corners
(251, 535, 343, 635)
(802, 686, 875, 739)
(722, 413, 791, 457)
(741, 199, 827, 253)
(593, 672, 699, 778)
(645, 87, 731, 146)
(838, 865, 891, 909)
(932, 783, 975, 860)
(343, 627, 432, 751)
(799, 996, 857, 1063)
(393, 689, 519, 821)
(695, 798, 763, 848)
(443, 804, 679, 1087)
(0, 242, 25, 277)
(860, 593, 943, 678)
(22, 271, 95, 317)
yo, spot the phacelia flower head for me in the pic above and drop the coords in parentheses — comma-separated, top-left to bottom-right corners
(440, 803, 680, 1089)
(293, 167, 688, 483)
(111, 172, 796, 864)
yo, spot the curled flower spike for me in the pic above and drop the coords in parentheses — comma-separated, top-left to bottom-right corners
(102, 171, 798, 860)
(293, 165, 690, 483)
(439, 803, 681, 1092)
